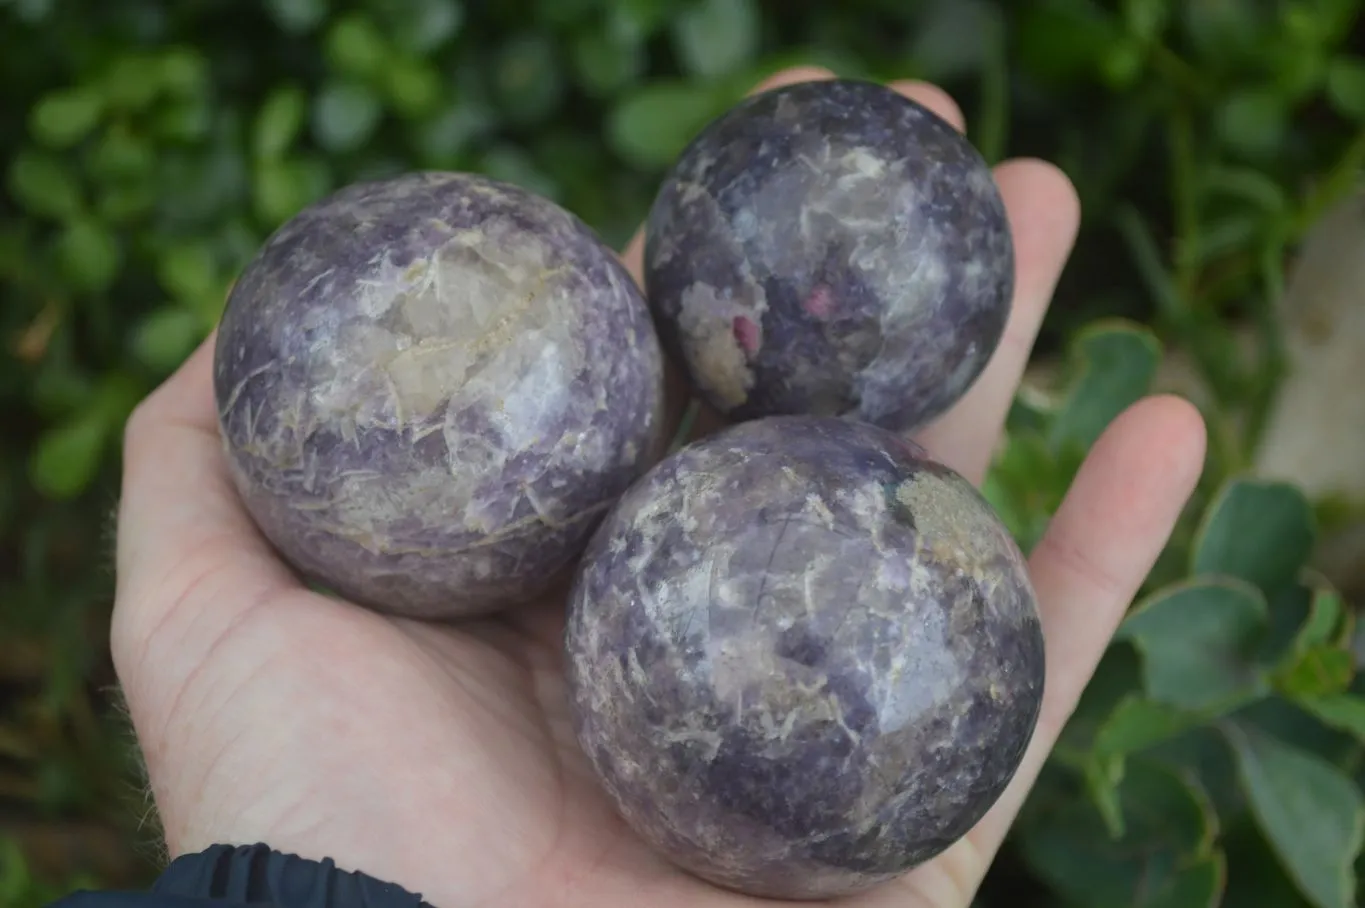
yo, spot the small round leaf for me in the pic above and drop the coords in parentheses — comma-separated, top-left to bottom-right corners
(389, 0, 464, 54)
(312, 81, 384, 152)
(55, 218, 121, 293)
(671, 0, 759, 79)
(7, 150, 83, 220)
(266, 0, 329, 33)
(156, 242, 218, 303)
(325, 14, 390, 79)
(383, 58, 444, 119)
(607, 82, 727, 169)
(492, 34, 566, 126)
(571, 23, 645, 97)
(29, 87, 105, 149)
(1327, 56, 1365, 121)
(132, 307, 205, 372)
(30, 410, 110, 500)
(1215, 89, 1288, 160)
(253, 86, 308, 161)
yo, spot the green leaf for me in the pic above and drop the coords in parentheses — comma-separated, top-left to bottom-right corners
(533, 0, 599, 26)
(1094, 695, 1205, 759)
(1098, 35, 1147, 90)
(325, 13, 390, 79)
(1122, 0, 1170, 42)
(7, 150, 82, 220)
(387, 0, 464, 54)
(1184, 213, 1261, 265)
(1290, 587, 1348, 652)
(909, 0, 1003, 82)
(476, 145, 560, 202)
(1193, 478, 1316, 594)
(253, 86, 308, 161)
(266, 0, 329, 33)
(154, 96, 213, 143)
(1215, 89, 1288, 161)
(1115, 578, 1270, 711)
(7, 0, 56, 22)
(1021, 759, 1224, 908)
(1296, 695, 1365, 743)
(1058, 643, 1145, 754)
(411, 103, 494, 166)
(572, 20, 645, 97)
(131, 307, 204, 372)
(312, 81, 384, 152)
(671, 0, 759, 79)
(156, 243, 218, 303)
(157, 48, 208, 97)
(54, 218, 120, 293)
(157, 145, 249, 227)
(1274, 647, 1354, 699)
(86, 127, 156, 183)
(1016, 0, 1123, 85)
(1221, 816, 1320, 908)
(1200, 165, 1289, 214)
(29, 410, 110, 499)
(103, 54, 165, 111)
(608, 81, 728, 169)
(29, 87, 104, 148)
(1326, 55, 1365, 121)
(1083, 691, 1209, 839)
(491, 34, 565, 126)
(1223, 723, 1365, 908)
(1049, 320, 1161, 453)
(97, 183, 156, 223)
(1158, 857, 1229, 908)
(982, 427, 1075, 551)
(1180, 0, 1265, 64)
(253, 157, 333, 226)
(1269, 23, 1329, 101)
(612, 0, 679, 37)
(382, 58, 444, 119)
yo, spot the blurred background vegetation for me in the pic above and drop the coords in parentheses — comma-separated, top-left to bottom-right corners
(3, 0, 1365, 905)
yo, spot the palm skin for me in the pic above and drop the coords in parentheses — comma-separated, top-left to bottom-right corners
(109, 70, 1209, 908)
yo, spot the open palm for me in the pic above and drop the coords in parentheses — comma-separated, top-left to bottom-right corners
(110, 69, 1207, 908)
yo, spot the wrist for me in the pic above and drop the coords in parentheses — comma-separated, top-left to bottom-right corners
(49, 843, 435, 908)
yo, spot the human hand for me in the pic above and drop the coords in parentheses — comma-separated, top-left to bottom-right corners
(110, 68, 1208, 908)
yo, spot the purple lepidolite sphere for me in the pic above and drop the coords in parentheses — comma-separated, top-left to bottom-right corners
(564, 415, 1045, 900)
(643, 79, 1014, 433)
(214, 171, 667, 620)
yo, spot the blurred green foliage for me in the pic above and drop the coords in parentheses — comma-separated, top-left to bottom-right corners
(2, 0, 1364, 905)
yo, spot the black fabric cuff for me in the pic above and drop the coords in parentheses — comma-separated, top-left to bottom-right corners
(47, 843, 433, 908)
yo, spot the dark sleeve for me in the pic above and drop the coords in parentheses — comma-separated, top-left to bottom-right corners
(46, 843, 433, 908)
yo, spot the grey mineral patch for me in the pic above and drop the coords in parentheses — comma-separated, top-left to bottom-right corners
(214, 171, 667, 619)
(644, 78, 1014, 433)
(565, 415, 1045, 900)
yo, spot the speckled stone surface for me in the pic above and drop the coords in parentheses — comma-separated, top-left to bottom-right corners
(564, 415, 1045, 900)
(643, 79, 1015, 433)
(214, 171, 667, 619)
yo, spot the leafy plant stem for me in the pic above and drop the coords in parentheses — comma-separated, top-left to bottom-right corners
(1296, 128, 1365, 235)
(975, 38, 1009, 166)
(1148, 45, 1209, 103)
(1113, 205, 1244, 474)
(1169, 107, 1200, 298)
(1242, 240, 1289, 458)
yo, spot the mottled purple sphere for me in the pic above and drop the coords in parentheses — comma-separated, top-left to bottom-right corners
(214, 172, 667, 620)
(644, 79, 1015, 433)
(565, 416, 1045, 900)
